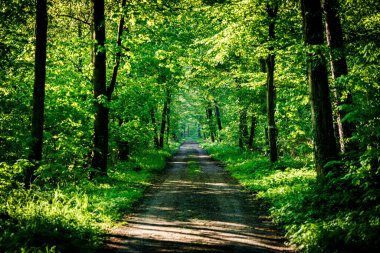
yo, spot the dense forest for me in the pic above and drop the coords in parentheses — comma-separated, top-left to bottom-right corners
(1, 0, 379, 252)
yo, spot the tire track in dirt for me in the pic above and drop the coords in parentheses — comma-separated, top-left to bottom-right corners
(100, 142, 295, 253)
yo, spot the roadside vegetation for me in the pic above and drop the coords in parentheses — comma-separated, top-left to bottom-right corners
(203, 142, 380, 252)
(1, 0, 379, 252)
(0, 146, 176, 253)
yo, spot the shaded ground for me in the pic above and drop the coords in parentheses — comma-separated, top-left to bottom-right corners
(101, 142, 295, 253)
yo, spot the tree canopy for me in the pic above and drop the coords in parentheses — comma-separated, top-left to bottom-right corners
(1, 0, 379, 252)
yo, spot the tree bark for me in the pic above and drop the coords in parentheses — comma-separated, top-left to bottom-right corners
(107, 0, 127, 100)
(266, 4, 278, 162)
(301, 0, 339, 175)
(77, 21, 83, 72)
(206, 105, 215, 142)
(159, 90, 170, 148)
(239, 108, 249, 149)
(91, 0, 108, 176)
(166, 94, 171, 145)
(248, 115, 256, 150)
(214, 102, 223, 141)
(215, 102, 223, 132)
(108, 0, 128, 160)
(198, 124, 202, 138)
(322, 0, 357, 154)
(150, 107, 160, 148)
(26, 0, 48, 188)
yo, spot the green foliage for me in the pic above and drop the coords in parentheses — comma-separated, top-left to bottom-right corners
(1, 0, 380, 252)
(1, 189, 101, 253)
(0, 160, 30, 192)
(204, 143, 380, 252)
(0, 147, 174, 252)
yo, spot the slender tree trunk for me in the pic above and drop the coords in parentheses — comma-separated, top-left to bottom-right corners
(301, 0, 339, 175)
(78, 21, 83, 72)
(107, 0, 126, 100)
(116, 119, 130, 160)
(239, 108, 249, 149)
(159, 102, 168, 148)
(159, 90, 170, 148)
(198, 124, 202, 138)
(150, 107, 159, 148)
(26, 0, 48, 188)
(322, 0, 357, 154)
(110, 0, 128, 160)
(238, 111, 244, 149)
(91, 0, 108, 176)
(260, 58, 267, 73)
(266, 4, 278, 162)
(248, 115, 256, 150)
(236, 83, 247, 149)
(214, 101, 223, 141)
(206, 106, 215, 142)
(166, 94, 171, 145)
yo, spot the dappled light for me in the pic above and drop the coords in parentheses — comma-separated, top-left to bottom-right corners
(1, 0, 379, 252)
(103, 143, 293, 252)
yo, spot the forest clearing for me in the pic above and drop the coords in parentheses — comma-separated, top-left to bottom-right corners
(1, 0, 379, 252)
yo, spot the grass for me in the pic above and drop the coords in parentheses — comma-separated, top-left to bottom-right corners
(202, 142, 380, 253)
(187, 156, 201, 176)
(0, 144, 178, 253)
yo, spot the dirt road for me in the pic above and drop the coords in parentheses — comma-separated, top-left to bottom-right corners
(102, 142, 294, 253)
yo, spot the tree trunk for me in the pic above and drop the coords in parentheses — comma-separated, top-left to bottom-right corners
(206, 106, 215, 142)
(248, 115, 256, 150)
(239, 108, 249, 149)
(91, 0, 108, 176)
(198, 124, 202, 138)
(260, 58, 267, 73)
(107, 0, 126, 100)
(214, 102, 223, 141)
(117, 140, 130, 160)
(266, 4, 278, 163)
(110, 0, 128, 160)
(150, 107, 160, 148)
(166, 94, 171, 145)
(26, 0, 48, 188)
(322, 0, 357, 154)
(77, 21, 83, 72)
(159, 90, 170, 148)
(301, 0, 339, 175)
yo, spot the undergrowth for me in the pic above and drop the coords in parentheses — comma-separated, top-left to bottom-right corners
(0, 145, 177, 253)
(203, 142, 380, 253)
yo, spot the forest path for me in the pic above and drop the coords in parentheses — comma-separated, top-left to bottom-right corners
(101, 142, 294, 253)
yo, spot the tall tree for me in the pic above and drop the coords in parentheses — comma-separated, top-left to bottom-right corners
(110, 0, 128, 160)
(159, 89, 170, 148)
(166, 94, 171, 145)
(322, 0, 356, 153)
(150, 106, 160, 148)
(247, 115, 256, 150)
(206, 104, 216, 142)
(91, 0, 108, 175)
(25, 0, 48, 188)
(301, 0, 339, 175)
(238, 107, 248, 149)
(107, 0, 127, 101)
(266, 3, 279, 162)
(214, 101, 223, 140)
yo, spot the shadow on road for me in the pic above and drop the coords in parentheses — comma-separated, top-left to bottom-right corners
(99, 142, 294, 253)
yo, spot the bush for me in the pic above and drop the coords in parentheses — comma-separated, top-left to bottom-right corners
(204, 142, 380, 252)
